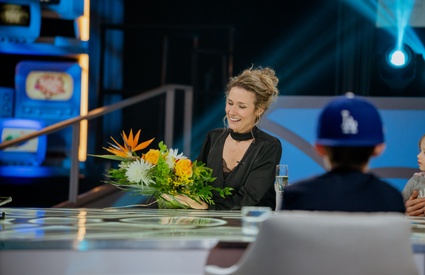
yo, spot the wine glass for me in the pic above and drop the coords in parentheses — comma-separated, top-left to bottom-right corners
(275, 164, 289, 196)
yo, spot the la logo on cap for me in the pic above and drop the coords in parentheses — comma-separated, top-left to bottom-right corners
(340, 110, 358, 135)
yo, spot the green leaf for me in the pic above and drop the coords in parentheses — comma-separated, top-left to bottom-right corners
(88, 154, 130, 161)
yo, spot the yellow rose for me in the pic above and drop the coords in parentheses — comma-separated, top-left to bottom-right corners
(175, 159, 192, 178)
(143, 149, 160, 165)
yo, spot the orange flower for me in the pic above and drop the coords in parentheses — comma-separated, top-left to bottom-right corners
(175, 158, 193, 178)
(104, 129, 154, 158)
(143, 149, 161, 165)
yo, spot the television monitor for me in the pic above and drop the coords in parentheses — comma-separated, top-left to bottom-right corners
(0, 87, 13, 118)
(0, 0, 41, 43)
(40, 0, 84, 20)
(14, 60, 81, 121)
(0, 118, 46, 166)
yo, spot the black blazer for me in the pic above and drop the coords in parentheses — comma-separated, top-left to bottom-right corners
(281, 168, 406, 213)
(197, 127, 282, 210)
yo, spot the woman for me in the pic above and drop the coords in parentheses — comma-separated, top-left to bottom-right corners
(197, 66, 282, 210)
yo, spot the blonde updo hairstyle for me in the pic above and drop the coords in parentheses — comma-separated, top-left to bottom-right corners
(225, 66, 279, 123)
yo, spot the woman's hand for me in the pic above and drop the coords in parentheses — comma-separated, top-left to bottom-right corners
(163, 194, 208, 210)
(405, 190, 425, 216)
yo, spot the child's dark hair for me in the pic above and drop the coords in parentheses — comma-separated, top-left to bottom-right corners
(325, 146, 375, 168)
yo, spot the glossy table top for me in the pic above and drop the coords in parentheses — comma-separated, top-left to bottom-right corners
(2, 207, 425, 253)
(408, 216, 425, 253)
(0, 207, 252, 250)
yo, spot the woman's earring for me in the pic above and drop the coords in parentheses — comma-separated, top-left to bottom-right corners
(254, 116, 260, 125)
(223, 115, 228, 128)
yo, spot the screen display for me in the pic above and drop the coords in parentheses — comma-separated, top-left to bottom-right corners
(25, 71, 73, 100)
(1, 127, 38, 153)
(15, 61, 81, 120)
(0, 4, 30, 26)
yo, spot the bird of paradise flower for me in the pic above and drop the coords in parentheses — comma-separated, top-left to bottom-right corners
(92, 129, 155, 161)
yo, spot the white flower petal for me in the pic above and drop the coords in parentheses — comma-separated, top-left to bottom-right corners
(119, 161, 130, 170)
(125, 159, 154, 185)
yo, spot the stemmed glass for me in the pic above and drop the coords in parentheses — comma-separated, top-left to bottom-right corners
(275, 164, 289, 196)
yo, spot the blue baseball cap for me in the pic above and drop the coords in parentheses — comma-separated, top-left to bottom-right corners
(316, 92, 385, 146)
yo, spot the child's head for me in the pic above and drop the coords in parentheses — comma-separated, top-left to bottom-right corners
(321, 146, 376, 169)
(418, 134, 425, 172)
(315, 93, 385, 170)
(316, 92, 384, 147)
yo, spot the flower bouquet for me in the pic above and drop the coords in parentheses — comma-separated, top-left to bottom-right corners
(90, 129, 232, 209)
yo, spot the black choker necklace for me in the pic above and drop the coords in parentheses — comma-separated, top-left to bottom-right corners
(230, 129, 255, 141)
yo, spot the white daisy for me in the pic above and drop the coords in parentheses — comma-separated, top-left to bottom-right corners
(166, 148, 187, 168)
(125, 159, 154, 186)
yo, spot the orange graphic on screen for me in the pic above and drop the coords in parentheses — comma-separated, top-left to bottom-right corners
(26, 71, 73, 100)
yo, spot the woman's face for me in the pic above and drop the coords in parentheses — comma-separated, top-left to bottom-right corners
(418, 137, 425, 171)
(225, 87, 263, 133)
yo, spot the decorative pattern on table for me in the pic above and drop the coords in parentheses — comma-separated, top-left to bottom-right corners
(0, 208, 246, 248)
(409, 217, 425, 248)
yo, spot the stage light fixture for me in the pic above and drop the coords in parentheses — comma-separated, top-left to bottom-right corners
(380, 44, 416, 90)
(387, 46, 412, 68)
(388, 48, 409, 67)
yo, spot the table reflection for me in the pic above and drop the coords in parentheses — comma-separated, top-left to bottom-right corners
(0, 207, 251, 250)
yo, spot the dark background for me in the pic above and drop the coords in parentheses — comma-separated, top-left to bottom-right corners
(118, 0, 425, 139)
(115, 0, 342, 156)
(121, 0, 339, 95)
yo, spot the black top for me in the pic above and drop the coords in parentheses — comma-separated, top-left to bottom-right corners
(197, 127, 282, 210)
(281, 167, 406, 213)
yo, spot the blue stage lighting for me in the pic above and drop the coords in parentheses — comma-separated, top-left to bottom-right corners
(387, 47, 410, 68)
(380, 44, 416, 90)
(389, 49, 407, 67)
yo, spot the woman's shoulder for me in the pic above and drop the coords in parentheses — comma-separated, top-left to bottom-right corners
(206, 128, 228, 136)
(205, 127, 280, 144)
(256, 128, 281, 143)
(204, 128, 229, 140)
